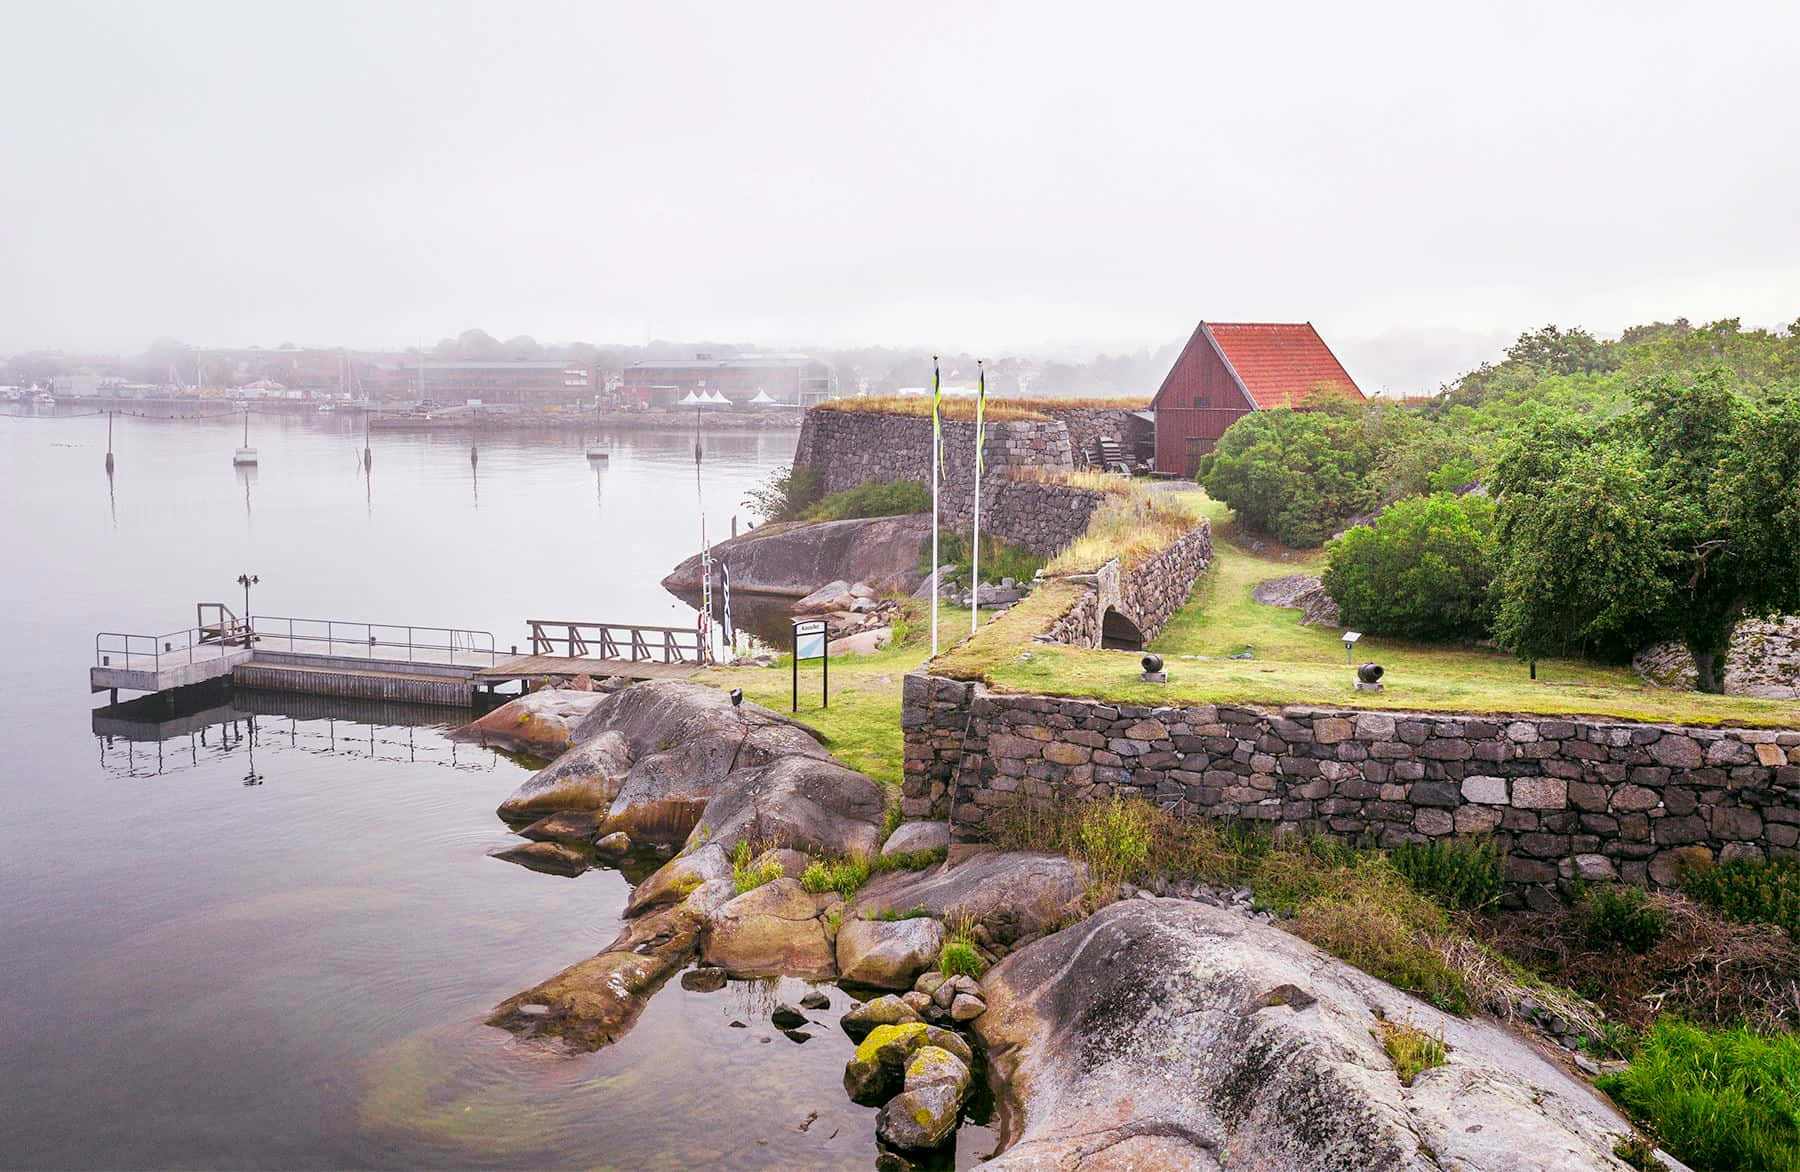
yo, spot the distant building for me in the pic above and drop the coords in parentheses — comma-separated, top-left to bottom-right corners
(619, 354, 835, 408)
(364, 360, 596, 405)
(1150, 322, 1365, 477)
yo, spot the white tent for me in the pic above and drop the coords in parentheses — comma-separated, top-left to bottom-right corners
(677, 390, 704, 405)
(748, 389, 777, 405)
(706, 390, 731, 405)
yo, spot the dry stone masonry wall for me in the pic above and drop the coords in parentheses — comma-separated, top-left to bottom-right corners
(793, 409, 1105, 556)
(903, 681, 1800, 898)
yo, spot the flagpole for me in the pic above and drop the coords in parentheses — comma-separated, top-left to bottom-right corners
(972, 359, 984, 635)
(930, 355, 941, 658)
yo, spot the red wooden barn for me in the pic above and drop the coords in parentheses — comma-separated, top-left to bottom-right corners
(1150, 321, 1366, 477)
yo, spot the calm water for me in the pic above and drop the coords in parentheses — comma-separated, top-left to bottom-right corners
(0, 408, 989, 1169)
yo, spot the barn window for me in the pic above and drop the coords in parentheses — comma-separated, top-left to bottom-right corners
(1101, 608, 1144, 651)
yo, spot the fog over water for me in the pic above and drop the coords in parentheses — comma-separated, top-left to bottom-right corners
(3, 2, 1798, 390)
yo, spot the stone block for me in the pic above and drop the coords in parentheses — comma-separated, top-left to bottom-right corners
(1511, 777, 1568, 809)
(1461, 775, 1508, 805)
(1649, 735, 1704, 768)
(1313, 717, 1354, 744)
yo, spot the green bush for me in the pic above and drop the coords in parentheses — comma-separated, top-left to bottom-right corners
(1596, 1020, 1800, 1172)
(742, 464, 822, 523)
(1583, 886, 1668, 953)
(803, 478, 931, 523)
(936, 529, 1045, 586)
(1322, 493, 1498, 642)
(1680, 857, 1800, 939)
(1389, 837, 1506, 910)
(1195, 405, 1391, 546)
(1076, 796, 1152, 895)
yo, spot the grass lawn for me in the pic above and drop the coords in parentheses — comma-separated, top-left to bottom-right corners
(949, 491, 1800, 727)
(696, 604, 976, 788)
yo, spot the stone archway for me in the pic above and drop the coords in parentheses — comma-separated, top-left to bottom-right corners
(1100, 607, 1144, 651)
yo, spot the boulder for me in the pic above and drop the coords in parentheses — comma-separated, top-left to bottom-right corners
(882, 821, 951, 857)
(515, 810, 603, 843)
(837, 917, 946, 990)
(853, 851, 1089, 946)
(877, 1082, 963, 1153)
(841, 994, 924, 1042)
(1252, 573, 1342, 628)
(593, 830, 632, 860)
(487, 840, 589, 876)
(592, 686, 831, 843)
(843, 1021, 974, 1104)
(448, 689, 606, 758)
(682, 754, 887, 859)
(624, 842, 731, 918)
(661, 513, 930, 599)
(974, 898, 1642, 1170)
(794, 580, 857, 614)
(497, 731, 633, 820)
(488, 902, 702, 1051)
(701, 878, 836, 979)
(826, 627, 891, 655)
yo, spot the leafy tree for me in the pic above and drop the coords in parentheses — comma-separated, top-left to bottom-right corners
(1323, 493, 1498, 642)
(1196, 408, 1385, 546)
(1504, 324, 1617, 376)
(1491, 372, 1800, 688)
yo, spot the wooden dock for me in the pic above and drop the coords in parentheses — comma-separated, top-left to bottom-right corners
(94, 608, 707, 710)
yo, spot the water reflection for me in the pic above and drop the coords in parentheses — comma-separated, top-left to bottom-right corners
(92, 681, 502, 780)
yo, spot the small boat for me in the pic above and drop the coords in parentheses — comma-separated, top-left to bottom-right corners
(33, 390, 55, 405)
(232, 411, 258, 465)
(316, 403, 335, 414)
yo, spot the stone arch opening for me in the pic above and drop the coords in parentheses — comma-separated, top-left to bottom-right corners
(1100, 607, 1145, 651)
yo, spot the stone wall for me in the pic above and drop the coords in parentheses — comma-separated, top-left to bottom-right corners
(1040, 406, 1152, 465)
(1034, 522, 1214, 649)
(792, 409, 1104, 556)
(901, 681, 1800, 899)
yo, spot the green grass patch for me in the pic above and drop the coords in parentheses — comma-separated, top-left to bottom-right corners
(1596, 1020, 1800, 1172)
(1680, 856, 1800, 940)
(731, 841, 784, 895)
(699, 604, 974, 788)
(944, 492, 1800, 727)
(801, 847, 948, 901)
(939, 912, 987, 978)
(803, 478, 930, 522)
(1377, 1019, 1448, 1086)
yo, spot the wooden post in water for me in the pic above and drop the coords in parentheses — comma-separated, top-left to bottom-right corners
(104, 411, 114, 474)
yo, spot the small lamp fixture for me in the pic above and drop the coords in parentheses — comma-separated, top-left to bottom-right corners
(1140, 652, 1166, 684)
(1342, 630, 1362, 665)
(729, 688, 743, 708)
(1355, 662, 1385, 692)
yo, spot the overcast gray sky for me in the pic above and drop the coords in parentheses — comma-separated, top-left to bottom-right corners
(2, 0, 1796, 391)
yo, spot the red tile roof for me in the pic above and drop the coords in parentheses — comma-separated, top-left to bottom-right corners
(1203, 322, 1364, 410)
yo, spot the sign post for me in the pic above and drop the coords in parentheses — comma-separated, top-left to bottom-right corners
(792, 618, 828, 712)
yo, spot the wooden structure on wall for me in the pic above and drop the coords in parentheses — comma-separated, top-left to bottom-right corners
(1150, 321, 1366, 477)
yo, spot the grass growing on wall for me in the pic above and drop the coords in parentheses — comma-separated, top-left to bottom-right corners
(811, 395, 1149, 423)
(1044, 482, 1211, 574)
